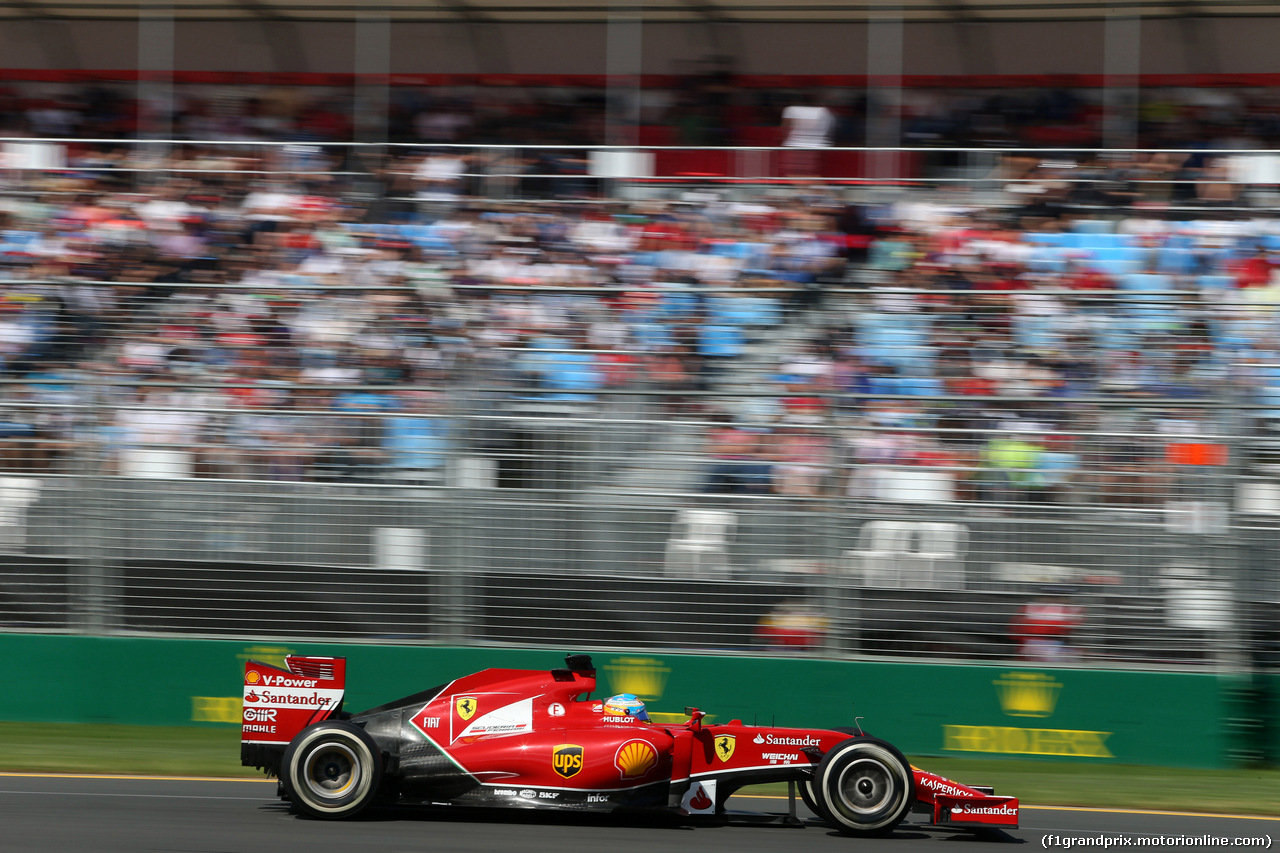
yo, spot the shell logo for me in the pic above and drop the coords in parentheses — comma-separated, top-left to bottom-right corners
(245, 671, 260, 685)
(614, 739, 658, 780)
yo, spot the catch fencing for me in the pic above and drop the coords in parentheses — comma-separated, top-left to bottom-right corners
(0, 320, 1273, 670)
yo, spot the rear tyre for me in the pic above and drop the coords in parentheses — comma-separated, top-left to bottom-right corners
(282, 721, 383, 819)
(812, 737, 914, 837)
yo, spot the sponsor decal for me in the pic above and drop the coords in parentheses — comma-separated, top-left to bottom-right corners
(234, 674, 343, 743)
(257, 674, 318, 689)
(538, 792, 559, 800)
(412, 701, 453, 737)
(951, 804, 1018, 817)
(459, 697, 534, 738)
(495, 788, 517, 797)
(943, 725, 1113, 758)
(466, 722, 529, 735)
(519, 789, 537, 799)
(614, 739, 658, 779)
(714, 734, 736, 762)
(241, 689, 337, 708)
(752, 733, 765, 744)
(552, 744, 584, 779)
(916, 775, 971, 798)
(548, 703, 566, 717)
(761, 752, 799, 764)
(456, 696, 478, 721)
(586, 793, 609, 804)
(993, 672, 1062, 718)
(408, 706, 447, 739)
(760, 734, 820, 747)
(681, 780, 716, 814)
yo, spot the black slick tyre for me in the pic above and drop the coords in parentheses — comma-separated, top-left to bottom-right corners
(812, 736, 914, 837)
(801, 727, 862, 822)
(281, 721, 383, 819)
(800, 779, 827, 820)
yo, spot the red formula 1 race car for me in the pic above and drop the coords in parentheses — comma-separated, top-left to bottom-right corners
(241, 654, 1018, 836)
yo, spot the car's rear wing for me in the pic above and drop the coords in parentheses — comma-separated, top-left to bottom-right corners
(241, 656, 346, 773)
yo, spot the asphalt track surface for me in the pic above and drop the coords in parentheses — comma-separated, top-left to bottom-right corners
(1, 774, 1276, 853)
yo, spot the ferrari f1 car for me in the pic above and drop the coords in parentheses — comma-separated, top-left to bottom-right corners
(241, 654, 1018, 836)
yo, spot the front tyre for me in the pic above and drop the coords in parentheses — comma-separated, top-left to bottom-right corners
(800, 726, 870, 823)
(812, 737, 914, 837)
(281, 721, 383, 819)
(800, 779, 829, 822)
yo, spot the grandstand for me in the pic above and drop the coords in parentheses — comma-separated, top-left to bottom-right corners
(0, 0, 1276, 678)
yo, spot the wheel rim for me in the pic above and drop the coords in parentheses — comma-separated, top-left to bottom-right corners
(834, 757, 895, 816)
(303, 742, 359, 801)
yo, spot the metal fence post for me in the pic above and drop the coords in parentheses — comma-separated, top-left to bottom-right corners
(72, 375, 113, 634)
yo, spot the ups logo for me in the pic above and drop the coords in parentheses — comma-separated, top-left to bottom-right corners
(552, 744, 584, 779)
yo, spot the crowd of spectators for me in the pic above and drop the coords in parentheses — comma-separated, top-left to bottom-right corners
(0, 132, 1275, 507)
(5, 76, 1280, 153)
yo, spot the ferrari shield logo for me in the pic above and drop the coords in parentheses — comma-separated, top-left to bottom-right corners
(552, 744, 584, 779)
(455, 696, 478, 721)
(714, 734, 736, 762)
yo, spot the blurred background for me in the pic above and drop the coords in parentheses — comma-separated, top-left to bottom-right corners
(0, 0, 1279, 770)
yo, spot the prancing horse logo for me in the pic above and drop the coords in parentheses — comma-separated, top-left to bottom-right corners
(715, 734, 736, 762)
(456, 696, 478, 721)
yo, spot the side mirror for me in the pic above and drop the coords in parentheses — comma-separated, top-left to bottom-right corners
(564, 654, 595, 675)
(684, 707, 706, 731)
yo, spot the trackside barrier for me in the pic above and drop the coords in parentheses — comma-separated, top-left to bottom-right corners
(0, 633, 1257, 769)
(1268, 673, 1280, 765)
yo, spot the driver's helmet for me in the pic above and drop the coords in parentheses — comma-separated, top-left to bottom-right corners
(602, 693, 650, 722)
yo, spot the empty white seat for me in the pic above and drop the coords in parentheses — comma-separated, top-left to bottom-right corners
(664, 509, 736, 579)
(844, 521, 967, 590)
(0, 477, 40, 553)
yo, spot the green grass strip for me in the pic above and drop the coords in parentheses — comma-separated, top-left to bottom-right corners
(0, 724, 262, 779)
(0, 723, 1276, 816)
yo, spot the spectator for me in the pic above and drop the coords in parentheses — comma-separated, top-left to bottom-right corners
(414, 149, 469, 203)
(383, 390, 453, 486)
(700, 411, 773, 495)
(770, 424, 835, 497)
(1034, 433, 1082, 504)
(0, 129, 1274, 513)
(1010, 588, 1085, 662)
(313, 402, 388, 483)
(641, 345, 700, 416)
(756, 599, 830, 651)
(981, 426, 1045, 503)
(113, 387, 207, 477)
(779, 93, 834, 178)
